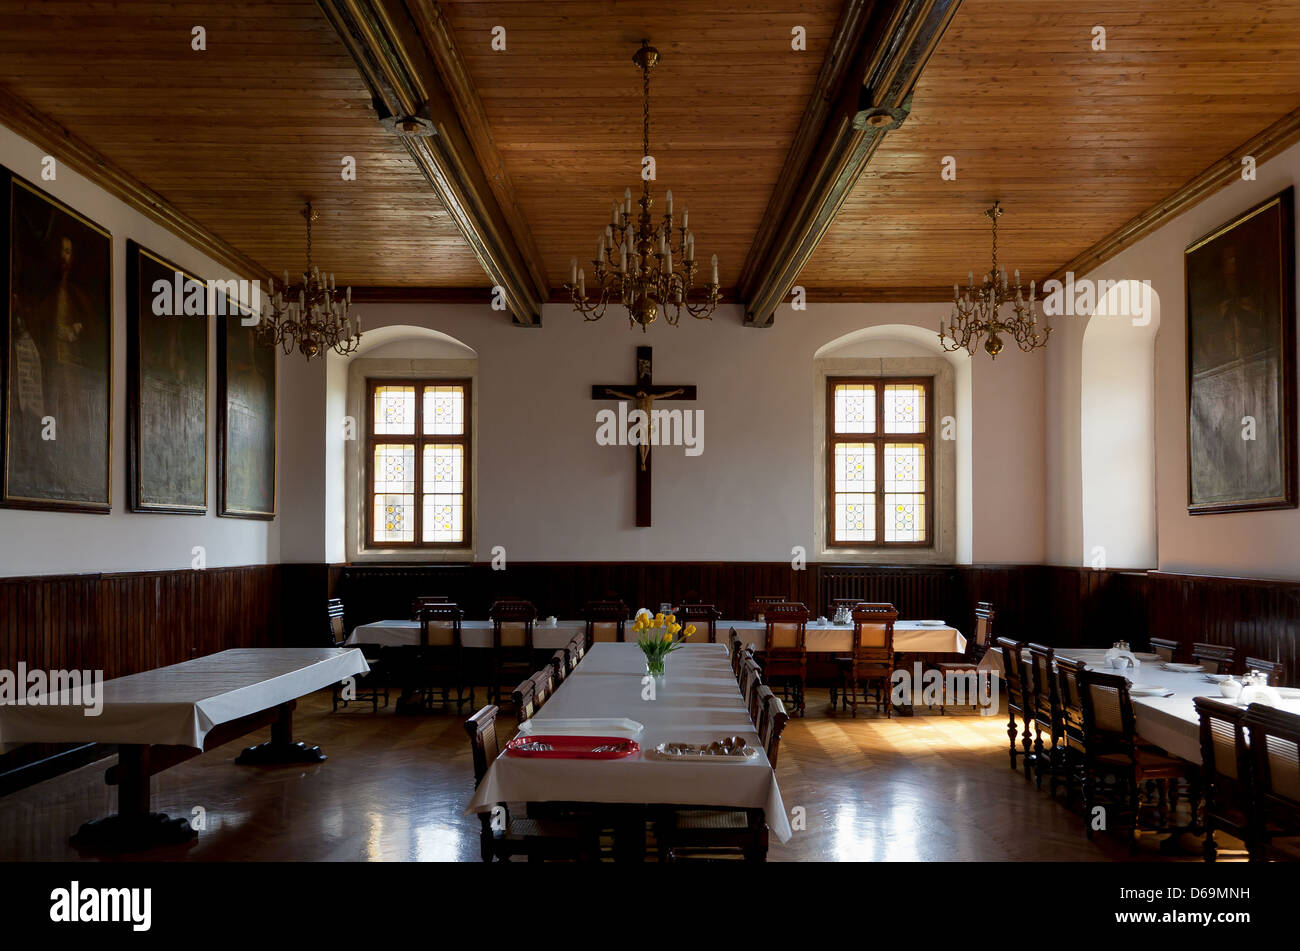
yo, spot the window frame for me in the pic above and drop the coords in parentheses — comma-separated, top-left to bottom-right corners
(364, 377, 473, 550)
(825, 375, 935, 549)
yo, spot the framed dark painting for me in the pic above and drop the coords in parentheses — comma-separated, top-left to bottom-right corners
(126, 241, 208, 513)
(0, 168, 112, 512)
(1185, 186, 1296, 514)
(217, 306, 276, 518)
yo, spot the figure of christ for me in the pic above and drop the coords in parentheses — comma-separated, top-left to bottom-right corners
(598, 386, 685, 470)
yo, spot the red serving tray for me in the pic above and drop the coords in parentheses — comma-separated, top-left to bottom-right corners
(504, 735, 640, 759)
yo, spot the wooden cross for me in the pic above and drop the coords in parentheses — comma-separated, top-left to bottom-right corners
(591, 346, 697, 527)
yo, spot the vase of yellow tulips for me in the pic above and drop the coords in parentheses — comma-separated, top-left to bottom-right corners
(632, 608, 696, 680)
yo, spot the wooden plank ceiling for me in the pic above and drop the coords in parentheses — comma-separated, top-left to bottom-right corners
(435, 0, 847, 293)
(3, 1, 1300, 301)
(0, 0, 486, 285)
(796, 0, 1300, 297)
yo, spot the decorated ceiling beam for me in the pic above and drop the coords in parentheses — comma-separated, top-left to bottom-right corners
(737, 0, 962, 327)
(318, 0, 547, 326)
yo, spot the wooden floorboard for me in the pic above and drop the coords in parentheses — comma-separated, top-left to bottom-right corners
(0, 688, 1244, 862)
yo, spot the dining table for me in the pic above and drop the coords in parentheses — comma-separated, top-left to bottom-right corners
(986, 645, 1300, 764)
(466, 642, 792, 857)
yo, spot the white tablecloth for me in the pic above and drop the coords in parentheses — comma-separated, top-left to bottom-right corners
(728, 620, 966, 654)
(349, 619, 584, 649)
(467, 643, 792, 843)
(353, 617, 966, 655)
(990, 646, 1300, 764)
(0, 648, 368, 751)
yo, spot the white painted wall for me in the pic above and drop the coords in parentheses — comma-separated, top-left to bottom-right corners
(0, 124, 279, 576)
(293, 300, 1047, 565)
(1045, 139, 1300, 580)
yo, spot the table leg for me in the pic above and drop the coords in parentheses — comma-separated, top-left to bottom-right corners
(69, 745, 197, 853)
(235, 701, 327, 764)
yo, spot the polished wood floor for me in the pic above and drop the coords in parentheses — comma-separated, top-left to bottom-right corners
(0, 688, 1243, 862)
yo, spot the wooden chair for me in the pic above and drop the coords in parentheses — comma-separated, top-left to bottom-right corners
(677, 603, 721, 643)
(742, 660, 765, 725)
(748, 596, 786, 621)
(1055, 656, 1088, 804)
(1192, 642, 1237, 675)
(489, 599, 536, 706)
(1078, 667, 1195, 853)
(566, 632, 586, 668)
(584, 599, 628, 647)
(327, 598, 388, 712)
(936, 601, 994, 714)
(763, 603, 809, 717)
(550, 649, 570, 685)
(530, 666, 555, 709)
(728, 629, 743, 677)
(1245, 657, 1287, 686)
(393, 602, 473, 712)
(463, 705, 596, 862)
(511, 677, 537, 725)
(1195, 697, 1253, 862)
(1148, 637, 1180, 663)
(1027, 643, 1066, 796)
(410, 594, 451, 619)
(835, 603, 896, 718)
(995, 637, 1034, 778)
(1243, 703, 1300, 861)
(759, 691, 790, 768)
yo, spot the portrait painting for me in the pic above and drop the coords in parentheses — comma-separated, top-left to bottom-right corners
(126, 241, 208, 513)
(1, 169, 112, 512)
(1185, 186, 1296, 514)
(217, 308, 276, 518)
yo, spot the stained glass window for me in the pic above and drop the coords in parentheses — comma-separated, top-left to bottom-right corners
(368, 380, 471, 548)
(828, 377, 932, 547)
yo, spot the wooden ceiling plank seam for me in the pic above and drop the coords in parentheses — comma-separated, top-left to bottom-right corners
(739, 0, 963, 327)
(0, 84, 272, 282)
(318, 0, 545, 325)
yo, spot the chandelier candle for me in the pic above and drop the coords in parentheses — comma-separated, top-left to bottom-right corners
(566, 40, 721, 330)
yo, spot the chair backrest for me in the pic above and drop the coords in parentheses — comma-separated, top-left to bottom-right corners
(740, 658, 762, 703)
(851, 603, 897, 650)
(567, 632, 586, 665)
(1027, 642, 1059, 724)
(973, 602, 994, 656)
(1078, 667, 1137, 758)
(1148, 637, 1180, 663)
(1245, 657, 1286, 686)
(530, 667, 555, 708)
(748, 595, 786, 621)
(746, 663, 766, 724)
(1244, 704, 1300, 813)
(754, 684, 774, 733)
(511, 677, 537, 724)
(760, 692, 790, 768)
(728, 629, 743, 676)
(419, 602, 462, 647)
(411, 594, 451, 619)
(995, 637, 1028, 711)
(1055, 655, 1086, 740)
(327, 598, 346, 647)
(1192, 642, 1237, 675)
(765, 602, 809, 652)
(1195, 696, 1249, 786)
(464, 704, 500, 787)
(584, 599, 628, 644)
(678, 603, 721, 643)
(490, 599, 536, 649)
(551, 649, 569, 684)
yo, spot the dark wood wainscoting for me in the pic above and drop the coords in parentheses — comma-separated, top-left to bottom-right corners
(0, 565, 282, 786)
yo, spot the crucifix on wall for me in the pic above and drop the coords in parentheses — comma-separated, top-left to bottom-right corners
(592, 346, 697, 527)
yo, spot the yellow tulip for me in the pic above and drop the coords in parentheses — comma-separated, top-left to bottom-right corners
(654, 613, 666, 626)
(662, 631, 672, 642)
(684, 624, 696, 638)
(670, 623, 681, 635)
(667, 613, 676, 624)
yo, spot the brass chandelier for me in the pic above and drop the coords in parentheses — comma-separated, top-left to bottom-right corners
(566, 41, 720, 330)
(939, 202, 1049, 358)
(262, 202, 362, 360)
